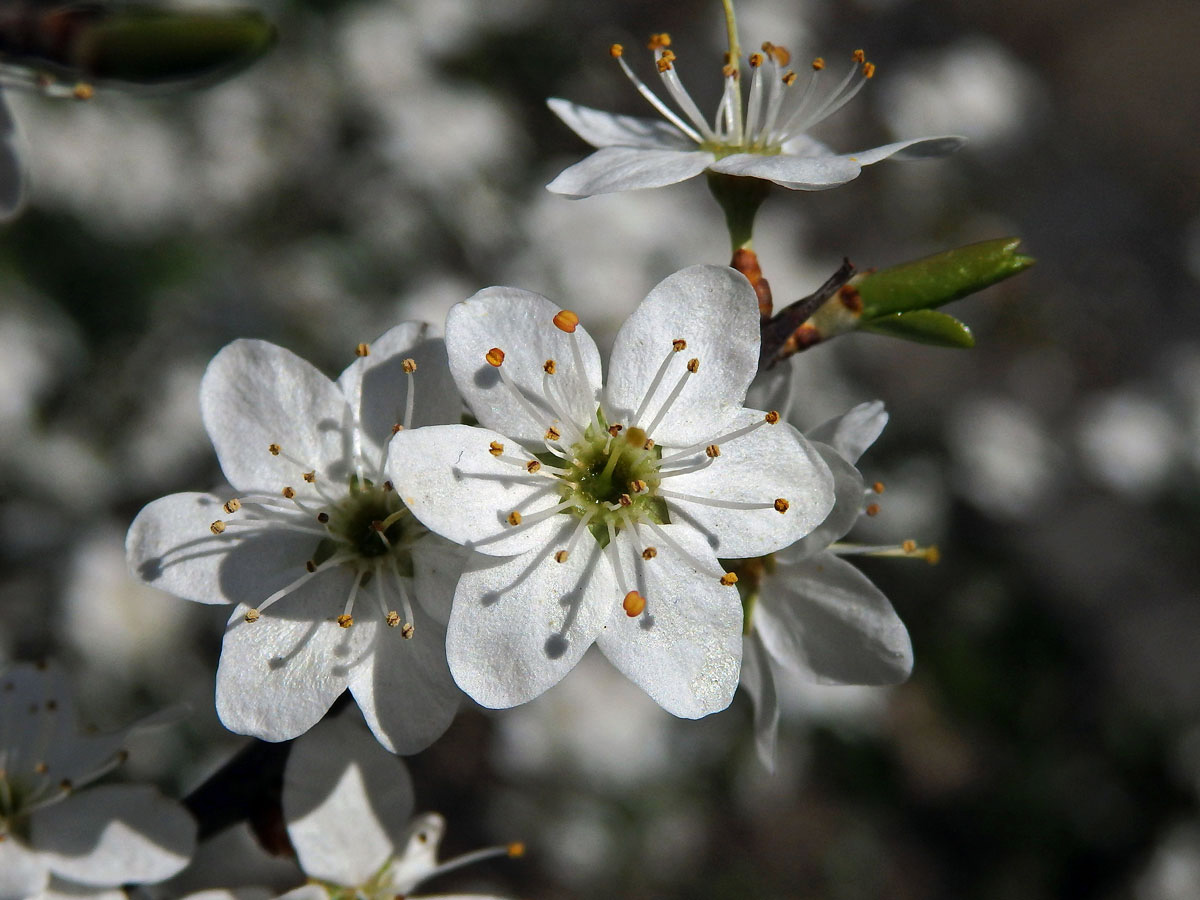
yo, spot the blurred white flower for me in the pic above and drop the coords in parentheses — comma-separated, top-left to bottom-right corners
(0, 662, 195, 899)
(1077, 390, 1179, 496)
(126, 324, 465, 753)
(388, 266, 833, 718)
(548, 36, 962, 196)
(278, 713, 520, 900)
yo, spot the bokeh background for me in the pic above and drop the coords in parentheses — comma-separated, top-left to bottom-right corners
(3, 0, 1200, 897)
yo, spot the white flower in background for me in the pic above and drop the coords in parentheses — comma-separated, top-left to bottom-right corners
(733, 398, 919, 770)
(387, 265, 834, 718)
(278, 714, 520, 900)
(547, 35, 964, 197)
(0, 662, 195, 899)
(125, 324, 465, 754)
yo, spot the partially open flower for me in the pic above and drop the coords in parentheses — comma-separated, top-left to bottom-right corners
(125, 324, 465, 754)
(0, 662, 195, 899)
(387, 265, 834, 718)
(547, 36, 964, 197)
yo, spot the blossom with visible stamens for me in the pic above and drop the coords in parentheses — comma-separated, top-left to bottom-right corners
(125, 323, 466, 754)
(546, 36, 964, 197)
(386, 265, 834, 718)
(275, 713, 519, 900)
(729, 391, 915, 771)
(0, 662, 195, 898)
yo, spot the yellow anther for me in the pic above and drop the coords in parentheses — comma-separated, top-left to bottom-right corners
(660, 49, 676, 63)
(402, 357, 417, 373)
(773, 498, 790, 513)
(865, 503, 880, 517)
(686, 358, 700, 373)
(749, 52, 764, 68)
(34, 762, 48, 774)
(244, 608, 261, 623)
(545, 426, 561, 442)
(782, 70, 797, 86)
(306, 560, 317, 573)
(625, 426, 647, 447)
(720, 572, 739, 586)
(223, 498, 241, 514)
(811, 56, 825, 70)
(526, 460, 542, 473)
(623, 590, 646, 617)
(672, 338, 687, 352)
(337, 614, 354, 628)
(762, 42, 791, 65)
(485, 347, 505, 367)
(925, 546, 941, 565)
(392, 423, 403, 434)
(543, 359, 557, 374)
(268, 443, 281, 456)
(553, 309, 580, 333)
(508, 842, 526, 858)
(282, 486, 296, 499)
(386, 610, 400, 627)
(72, 82, 94, 100)
(610, 43, 624, 58)
(489, 440, 505, 457)
(873, 481, 885, 494)
(853, 49, 866, 63)
(355, 342, 370, 357)
(619, 493, 632, 507)
(608, 424, 624, 436)
(764, 410, 781, 424)
(647, 32, 671, 49)
(401, 622, 415, 639)
(209, 520, 226, 535)
(644, 438, 655, 450)
(642, 547, 657, 560)
(705, 444, 721, 458)
(862, 61, 876, 79)
(555, 550, 570, 563)
(722, 63, 738, 78)
(657, 57, 673, 73)
(303, 471, 316, 483)
(507, 510, 523, 526)
(629, 479, 648, 493)
(902, 539, 917, 553)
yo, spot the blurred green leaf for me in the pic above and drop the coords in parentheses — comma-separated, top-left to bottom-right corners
(859, 309, 976, 348)
(856, 237, 1034, 320)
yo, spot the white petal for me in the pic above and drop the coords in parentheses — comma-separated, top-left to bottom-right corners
(776, 442, 865, 562)
(284, 713, 413, 886)
(215, 572, 375, 741)
(707, 151, 862, 190)
(348, 602, 460, 754)
(200, 339, 348, 495)
(756, 552, 912, 685)
(411, 536, 467, 625)
(546, 98, 695, 150)
(443, 287, 602, 443)
(546, 146, 713, 198)
(126, 492, 316, 606)
(842, 135, 967, 165)
(807, 400, 888, 464)
(0, 89, 25, 222)
(740, 631, 780, 772)
(0, 836, 48, 900)
(32, 785, 195, 886)
(336, 323, 461, 467)
(387, 425, 565, 558)
(606, 265, 760, 446)
(596, 527, 741, 718)
(664, 412, 834, 559)
(446, 524, 614, 709)
(275, 890, 327, 900)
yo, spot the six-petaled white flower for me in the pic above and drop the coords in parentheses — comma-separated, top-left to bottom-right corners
(276, 713, 520, 900)
(386, 265, 835, 718)
(0, 662, 195, 900)
(125, 324, 466, 754)
(733, 397, 919, 770)
(547, 35, 964, 197)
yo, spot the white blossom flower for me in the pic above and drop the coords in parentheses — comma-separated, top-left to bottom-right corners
(547, 36, 964, 197)
(125, 324, 466, 754)
(277, 713, 520, 900)
(733, 399, 917, 770)
(0, 662, 195, 900)
(386, 265, 835, 718)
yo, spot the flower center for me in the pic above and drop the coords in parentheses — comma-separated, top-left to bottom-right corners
(557, 421, 669, 539)
(319, 476, 419, 569)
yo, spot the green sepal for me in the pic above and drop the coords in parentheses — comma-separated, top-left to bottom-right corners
(859, 310, 976, 348)
(73, 11, 276, 86)
(856, 237, 1034, 320)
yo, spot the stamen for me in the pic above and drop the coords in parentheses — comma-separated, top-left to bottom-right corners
(402, 358, 417, 432)
(338, 570, 366, 627)
(633, 340, 686, 428)
(605, 520, 632, 599)
(643, 358, 698, 435)
(829, 541, 940, 564)
(389, 559, 417, 636)
(613, 52, 703, 142)
(657, 457, 715, 478)
(744, 54, 766, 142)
(653, 49, 718, 141)
(657, 489, 783, 511)
(644, 521, 725, 579)
(244, 553, 355, 621)
(557, 508, 596, 562)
